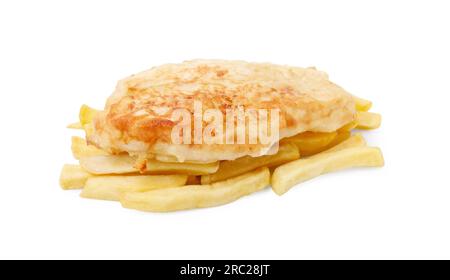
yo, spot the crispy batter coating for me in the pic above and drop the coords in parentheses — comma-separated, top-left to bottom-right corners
(89, 60, 356, 162)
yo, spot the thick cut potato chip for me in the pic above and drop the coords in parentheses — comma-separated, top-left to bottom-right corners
(80, 155, 137, 175)
(324, 130, 351, 150)
(60, 164, 92, 190)
(338, 121, 358, 132)
(79, 105, 100, 126)
(272, 146, 384, 195)
(72, 136, 108, 159)
(325, 133, 366, 153)
(121, 167, 270, 212)
(356, 112, 382, 129)
(67, 122, 83, 129)
(353, 96, 373, 112)
(282, 132, 337, 156)
(81, 175, 188, 201)
(145, 160, 220, 175)
(201, 143, 299, 184)
(80, 155, 220, 175)
(154, 154, 217, 164)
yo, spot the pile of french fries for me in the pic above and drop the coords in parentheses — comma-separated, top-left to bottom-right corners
(60, 97, 383, 212)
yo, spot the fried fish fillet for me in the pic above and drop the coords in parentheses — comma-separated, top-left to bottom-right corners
(89, 60, 356, 162)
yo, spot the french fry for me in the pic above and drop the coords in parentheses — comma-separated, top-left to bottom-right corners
(73, 133, 217, 165)
(353, 96, 373, 112)
(59, 164, 92, 190)
(71, 136, 108, 159)
(282, 132, 337, 156)
(356, 112, 382, 129)
(324, 130, 351, 150)
(80, 155, 220, 175)
(80, 155, 139, 175)
(338, 121, 358, 132)
(155, 154, 216, 164)
(79, 105, 100, 126)
(68, 104, 98, 129)
(325, 133, 366, 153)
(67, 122, 83, 129)
(271, 146, 384, 195)
(121, 167, 271, 212)
(145, 160, 220, 175)
(81, 174, 188, 201)
(201, 143, 299, 184)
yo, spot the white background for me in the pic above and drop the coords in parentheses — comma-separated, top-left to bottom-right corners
(1, 0, 449, 260)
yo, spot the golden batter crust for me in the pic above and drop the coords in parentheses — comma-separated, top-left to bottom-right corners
(89, 60, 356, 162)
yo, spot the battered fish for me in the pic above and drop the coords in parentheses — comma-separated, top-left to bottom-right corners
(89, 60, 356, 162)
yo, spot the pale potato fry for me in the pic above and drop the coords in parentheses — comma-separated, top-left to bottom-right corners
(338, 121, 358, 132)
(353, 96, 373, 112)
(282, 131, 337, 156)
(60, 164, 92, 190)
(155, 154, 217, 164)
(356, 111, 382, 129)
(324, 133, 366, 153)
(67, 122, 83, 129)
(79, 105, 100, 126)
(80, 155, 139, 175)
(71, 136, 108, 159)
(145, 160, 220, 175)
(324, 130, 351, 150)
(81, 174, 188, 201)
(121, 167, 270, 212)
(272, 146, 384, 195)
(80, 155, 220, 175)
(201, 143, 299, 184)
